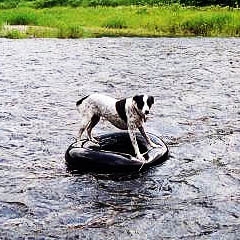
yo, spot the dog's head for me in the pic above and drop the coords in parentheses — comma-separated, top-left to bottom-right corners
(132, 95, 155, 121)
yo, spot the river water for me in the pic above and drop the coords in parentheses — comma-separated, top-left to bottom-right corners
(0, 38, 239, 239)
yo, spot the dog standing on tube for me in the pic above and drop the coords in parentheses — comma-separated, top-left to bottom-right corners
(76, 93, 158, 161)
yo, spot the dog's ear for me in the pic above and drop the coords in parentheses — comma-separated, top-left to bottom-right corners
(133, 95, 141, 103)
(148, 96, 154, 106)
(133, 95, 144, 110)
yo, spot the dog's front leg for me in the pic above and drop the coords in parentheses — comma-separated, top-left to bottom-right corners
(128, 123, 145, 162)
(139, 126, 159, 148)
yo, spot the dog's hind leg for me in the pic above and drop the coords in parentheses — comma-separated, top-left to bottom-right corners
(87, 115, 100, 143)
(78, 125, 87, 141)
(77, 116, 92, 141)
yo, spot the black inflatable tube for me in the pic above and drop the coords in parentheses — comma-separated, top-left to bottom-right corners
(65, 132, 169, 173)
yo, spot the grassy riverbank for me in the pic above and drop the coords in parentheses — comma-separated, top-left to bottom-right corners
(1, 5, 240, 38)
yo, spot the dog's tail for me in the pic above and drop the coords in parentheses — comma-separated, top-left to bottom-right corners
(76, 95, 89, 107)
(76, 95, 89, 113)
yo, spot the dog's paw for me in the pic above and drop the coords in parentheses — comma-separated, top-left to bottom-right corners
(91, 139, 99, 144)
(76, 137, 82, 142)
(150, 141, 159, 148)
(137, 154, 146, 162)
(88, 137, 99, 144)
(90, 141, 101, 147)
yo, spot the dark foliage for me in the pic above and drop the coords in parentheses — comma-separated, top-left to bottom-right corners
(0, 0, 239, 8)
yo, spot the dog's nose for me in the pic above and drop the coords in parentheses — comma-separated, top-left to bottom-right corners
(145, 110, 149, 115)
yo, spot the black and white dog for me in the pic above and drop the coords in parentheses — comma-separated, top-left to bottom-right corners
(76, 93, 157, 161)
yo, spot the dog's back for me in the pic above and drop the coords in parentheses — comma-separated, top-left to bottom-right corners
(76, 93, 117, 116)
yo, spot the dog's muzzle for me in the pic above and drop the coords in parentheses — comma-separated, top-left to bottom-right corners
(133, 105, 148, 122)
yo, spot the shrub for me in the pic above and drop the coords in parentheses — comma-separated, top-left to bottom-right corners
(102, 17, 128, 29)
(34, 0, 66, 8)
(57, 23, 85, 38)
(4, 29, 27, 38)
(68, 24, 85, 38)
(181, 13, 232, 35)
(84, 0, 121, 7)
(68, 0, 83, 7)
(136, 7, 149, 14)
(0, 1, 19, 9)
(225, 18, 240, 36)
(5, 11, 38, 25)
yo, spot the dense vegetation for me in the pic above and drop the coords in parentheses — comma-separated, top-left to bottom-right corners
(0, 0, 240, 38)
(0, 0, 239, 8)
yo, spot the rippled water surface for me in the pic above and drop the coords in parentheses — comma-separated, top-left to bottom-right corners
(0, 38, 240, 239)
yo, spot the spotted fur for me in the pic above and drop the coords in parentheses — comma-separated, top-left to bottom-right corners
(76, 93, 156, 161)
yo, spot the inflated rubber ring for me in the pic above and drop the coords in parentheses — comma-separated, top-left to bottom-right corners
(65, 131, 169, 173)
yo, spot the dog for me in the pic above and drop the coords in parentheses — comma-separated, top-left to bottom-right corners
(76, 93, 158, 161)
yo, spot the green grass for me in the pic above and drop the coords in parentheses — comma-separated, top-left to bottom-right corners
(0, 20, 2, 33)
(0, 0, 239, 8)
(181, 12, 235, 36)
(3, 9, 38, 25)
(102, 16, 128, 29)
(0, 5, 240, 38)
